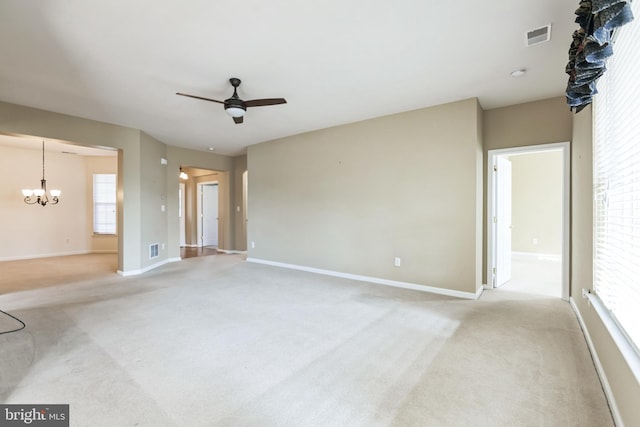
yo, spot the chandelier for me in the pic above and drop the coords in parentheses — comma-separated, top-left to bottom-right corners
(22, 141, 61, 206)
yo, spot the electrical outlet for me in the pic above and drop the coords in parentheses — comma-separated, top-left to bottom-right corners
(533, 238, 539, 245)
(394, 257, 401, 267)
(251, 241, 255, 249)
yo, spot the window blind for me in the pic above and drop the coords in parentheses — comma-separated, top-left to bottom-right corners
(593, 0, 640, 356)
(93, 174, 117, 234)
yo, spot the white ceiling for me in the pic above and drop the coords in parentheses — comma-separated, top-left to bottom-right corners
(0, 1, 576, 156)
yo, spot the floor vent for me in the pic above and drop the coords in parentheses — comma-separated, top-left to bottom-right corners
(526, 24, 551, 46)
(149, 243, 159, 259)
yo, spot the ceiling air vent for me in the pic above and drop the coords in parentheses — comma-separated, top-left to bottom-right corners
(526, 24, 551, 46)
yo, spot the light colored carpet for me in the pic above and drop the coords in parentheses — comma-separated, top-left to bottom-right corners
(0, 254, 613, 426)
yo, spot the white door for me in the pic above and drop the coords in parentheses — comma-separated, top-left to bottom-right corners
(179, 183, 186, 247)
(494, 156, 512, 287)
(201, 183, 219, 247)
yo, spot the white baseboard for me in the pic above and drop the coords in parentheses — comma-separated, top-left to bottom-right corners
(570, 297, 623, 427)
(117, 257, 181, 277)
(247, 258, 481, 300)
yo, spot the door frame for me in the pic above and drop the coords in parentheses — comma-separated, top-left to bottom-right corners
(486, 142, 570, 300)
(196, 180, 219, 248)
(179, 182, 186, 247)
(242, 170, 248, 250)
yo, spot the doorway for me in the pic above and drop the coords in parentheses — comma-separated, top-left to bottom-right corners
(487, 142, 570, 299)
(197, 181, 219, 248)
(179, 167, 224, 259)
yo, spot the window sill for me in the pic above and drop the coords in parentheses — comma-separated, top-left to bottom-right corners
(587, 292, 640, 384)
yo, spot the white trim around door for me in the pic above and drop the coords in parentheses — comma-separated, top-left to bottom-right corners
(487, 142, 570, 300)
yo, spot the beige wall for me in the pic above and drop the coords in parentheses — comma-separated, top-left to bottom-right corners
(248, 98, 483, 295)
(483, 97, 573, 151)
(140, 132, 168, 267)
(482, 97, 573, 283)
(0, 145, 88, 260)
(232, 155, 248, 252)
(570, 106, 640, 426)
(85, 156, 118, 253)
(0, 146, 118, 259)
(509, 150, 563, 254)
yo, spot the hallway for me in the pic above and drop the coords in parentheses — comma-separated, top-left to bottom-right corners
(180, 246, 218, 259)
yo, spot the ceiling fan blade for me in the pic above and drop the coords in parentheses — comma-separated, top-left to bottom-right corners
(233, 116, 244, 124)
(176, 92, 225, 104)
(245, 98, 287, 107)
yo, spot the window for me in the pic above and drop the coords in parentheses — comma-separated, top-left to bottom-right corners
(593, 1, 640, 356)
(93, 174, 117, 234)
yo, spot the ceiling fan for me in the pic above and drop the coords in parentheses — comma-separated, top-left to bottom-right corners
(177, 78, 286, 124)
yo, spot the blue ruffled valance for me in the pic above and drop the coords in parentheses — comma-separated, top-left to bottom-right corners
(566, 0, 634, 112)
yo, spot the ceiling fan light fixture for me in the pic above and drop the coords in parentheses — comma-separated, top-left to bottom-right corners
(177, 77, 285, 124)
(225, 106, 246, 118)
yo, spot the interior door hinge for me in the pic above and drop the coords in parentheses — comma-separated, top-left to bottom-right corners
(492, 267, 496, 274)
(493, 216, 497, 223)
(493, 164, 498, 172)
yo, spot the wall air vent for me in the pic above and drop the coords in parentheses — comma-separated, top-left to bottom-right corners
(526, 24, 551, 46)
(149, 243, 159, 259)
